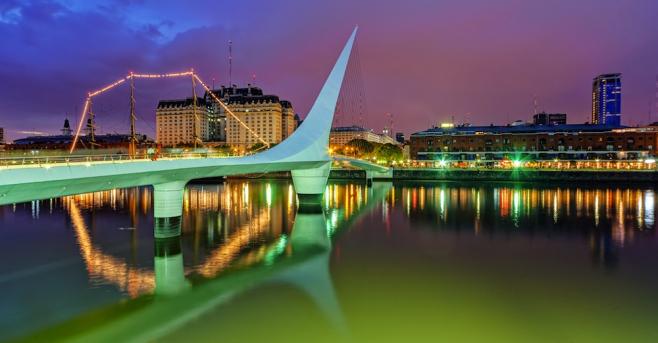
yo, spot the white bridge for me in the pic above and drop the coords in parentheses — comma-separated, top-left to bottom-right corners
(0, 28, 389, 222)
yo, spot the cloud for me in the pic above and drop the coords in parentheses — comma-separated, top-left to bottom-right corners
(1, 0, 658, 141)
(0, 5, 22, 25)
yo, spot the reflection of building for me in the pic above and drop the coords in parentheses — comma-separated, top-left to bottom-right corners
(410, 123, 658, 160)
(592, 73, 622, 126)
(206, 85, 296, 147)
(156, 97, 209, 147)
(533, 112, 566, 126)
(330, 126, 399, 147)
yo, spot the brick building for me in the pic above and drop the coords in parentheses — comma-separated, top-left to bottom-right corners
(410, 124, 658, 161)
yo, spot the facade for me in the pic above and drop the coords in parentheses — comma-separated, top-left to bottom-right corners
(592, 73, 622, 126)
(204, 90, 227, 142)
(0, 127, 4, 145)
(281, 101, 296, 140)
(156, 97, 209, 147)
(206, 104, 226, 142)
(533, 112, 567, 126)
(330, 125, 400, 147)
(410, 123, 658, 160)
(211, 85, 295, 147)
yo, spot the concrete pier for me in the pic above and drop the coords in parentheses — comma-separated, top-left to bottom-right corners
(292, 162, 331, 204)
(153, 181, 187, 238)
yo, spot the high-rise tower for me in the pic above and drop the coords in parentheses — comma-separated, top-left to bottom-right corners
(591, 73, 622, 126)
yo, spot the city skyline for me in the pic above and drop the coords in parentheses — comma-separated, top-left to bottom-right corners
(2, 0, 658, 140)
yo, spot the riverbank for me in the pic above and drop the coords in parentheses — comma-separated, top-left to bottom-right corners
(226, 168, 658, 183)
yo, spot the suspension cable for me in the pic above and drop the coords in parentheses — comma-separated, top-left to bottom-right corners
(69, 70, 268, 153)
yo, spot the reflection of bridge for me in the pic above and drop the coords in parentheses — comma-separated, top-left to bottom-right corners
(0, 28, 366, 224)
(38, 182, 392, 342)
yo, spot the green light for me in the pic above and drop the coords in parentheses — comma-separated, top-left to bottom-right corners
(512, 160, 522, 168)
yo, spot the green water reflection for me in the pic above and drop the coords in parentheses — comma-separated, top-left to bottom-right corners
(1, 181, 658, 342)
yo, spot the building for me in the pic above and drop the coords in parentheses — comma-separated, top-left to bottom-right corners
(9, 119, 152, 150)
(204, 89, 228, 142)
(533, 112, 567, 126)
(281, 101, 296, 140)
(156, 97, 209, 147)
(294, 113, 303, 129)
(61, 119, 72, 136)
(592, 73, 622, 126)
(12, 133, 152, 150)
(395, 132, 405, 144)
(208, 85, 295, 147)
(0, 127, 4, 145)
(330, 125, 400, 147)
(410, 123, 658, 160)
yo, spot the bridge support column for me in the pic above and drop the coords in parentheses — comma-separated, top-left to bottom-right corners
(153, 181, 187, 238)
(154, 236, 189, 296)
(292, 162, 331, 205)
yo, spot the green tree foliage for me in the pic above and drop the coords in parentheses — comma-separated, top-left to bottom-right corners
(338, 139, 402, 163)
(345, 139, 374, 156)
(374, 143, 402, 161)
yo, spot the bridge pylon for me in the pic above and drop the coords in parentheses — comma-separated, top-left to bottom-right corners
(292, 162, 331, 205)
(153, 181, 187, 238)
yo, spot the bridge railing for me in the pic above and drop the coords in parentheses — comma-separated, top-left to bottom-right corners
(0, 151, 250, 169)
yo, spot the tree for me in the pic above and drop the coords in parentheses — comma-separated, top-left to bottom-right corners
(345, 139, 375, 157)
(374, 143, 402, 161)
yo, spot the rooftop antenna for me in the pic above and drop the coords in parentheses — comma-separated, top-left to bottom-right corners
(228, 40, 233, 86)
(533, 94, 539, 115)
(384, 112, 393, 137)
(653, 75, 658, 124)
(191, 68, 199, 149)
(87, 97, 95, 149)
(390, 113, 394, 136)
(128, 73, 137, 157)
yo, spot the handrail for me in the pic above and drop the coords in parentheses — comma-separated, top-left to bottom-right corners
(0, 151, 252, 169)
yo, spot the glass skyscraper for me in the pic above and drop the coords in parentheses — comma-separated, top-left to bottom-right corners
(591, 73, 621, 126)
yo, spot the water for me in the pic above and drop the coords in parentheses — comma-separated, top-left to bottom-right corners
(1, 180, 658, 342)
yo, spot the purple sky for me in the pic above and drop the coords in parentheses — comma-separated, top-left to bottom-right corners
(1, 0, 658, 141)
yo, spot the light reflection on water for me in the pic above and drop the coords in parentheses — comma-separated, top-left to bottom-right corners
(1, 181, 658, 342)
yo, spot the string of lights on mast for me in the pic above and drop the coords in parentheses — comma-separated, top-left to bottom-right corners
(69, 70, 269, 154)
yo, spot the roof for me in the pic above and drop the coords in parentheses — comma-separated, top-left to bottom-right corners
(593, 73, 621, 80)
(226, 94, 281, 105)
(157, 97, 206, 109)
(205, 85, 293, 109)
(331, 125, 369, 133)
(206, 85, 264, 99)
(411, 123, 626, 138)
